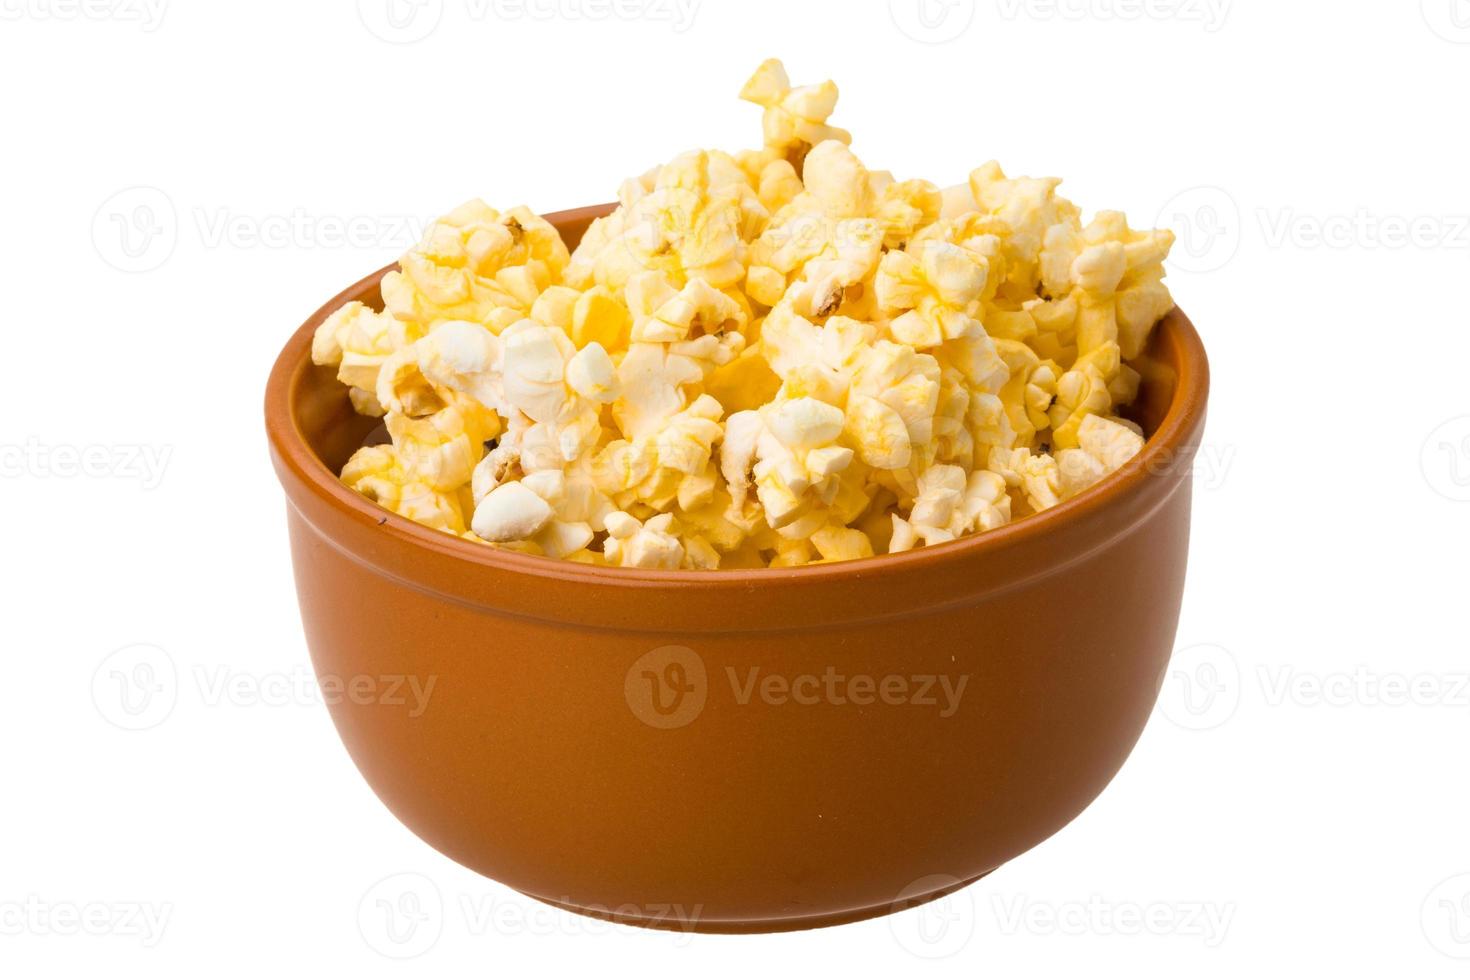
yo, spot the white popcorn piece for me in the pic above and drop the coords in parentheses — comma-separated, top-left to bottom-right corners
(602, 511, 686, 569)
(415, 320, 505, 412)
(739, 58, 850, 158)
(471, 480, 554, 542)
(566, 343, 619, 402)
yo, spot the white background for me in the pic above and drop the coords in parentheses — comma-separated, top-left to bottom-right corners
(3, 0, 1468, 975)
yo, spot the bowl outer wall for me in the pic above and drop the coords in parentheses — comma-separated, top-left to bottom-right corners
(266, 204, 1210, 929)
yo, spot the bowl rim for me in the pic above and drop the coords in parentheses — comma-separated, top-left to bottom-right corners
(266, 204, 1210, 589)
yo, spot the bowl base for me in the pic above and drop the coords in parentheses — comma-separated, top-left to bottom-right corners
(518, 868, 995, 935)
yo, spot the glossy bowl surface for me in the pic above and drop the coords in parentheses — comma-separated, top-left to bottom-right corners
(266, 204, 1210, 933)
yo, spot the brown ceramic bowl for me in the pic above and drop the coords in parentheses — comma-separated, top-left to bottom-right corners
(265, 204, 1209, 934)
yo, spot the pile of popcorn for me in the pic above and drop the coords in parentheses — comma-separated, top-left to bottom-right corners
(313, 59, 1176, 569)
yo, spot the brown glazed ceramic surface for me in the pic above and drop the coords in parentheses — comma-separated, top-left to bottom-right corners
(265, 205, 1210, 933)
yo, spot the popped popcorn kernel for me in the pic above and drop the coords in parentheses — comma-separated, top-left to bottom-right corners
(312, 300, 423, 396)
(381, 202, 569, 331)
(342, 444, 468, 534)
(326, 60, 1180, 567)
(739, 58, 851, 168)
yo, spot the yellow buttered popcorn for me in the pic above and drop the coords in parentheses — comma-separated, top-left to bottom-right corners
(319, 59, 1180, 568)
(312, 301, 424, 415)
(340, 444, 470, 534)
(381, 202, 569, 332)
(739, 58, 851, 168)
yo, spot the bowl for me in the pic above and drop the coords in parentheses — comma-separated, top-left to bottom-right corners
(265, 204, 1210, 934)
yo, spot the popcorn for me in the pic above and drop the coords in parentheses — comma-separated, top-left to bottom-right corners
(993, 338, 1059, 448)
(385, 394, 499, 492)
(322, 59, 1180, 568)
(967, 161, 1080, 293)
(566, 343, 618, 401)
(626, 272, 746, 344)
(602, 511, 718, 570)
(472, 480, 554, 542)
(1056, 414, 1146, 498)
(612, 335, 739, 444)
(570, 285, 632, 351)
(381, 202, 569, 331)
(414, 320, 504, 411)
(341, 444, 468, 534)
(810, 525, 874, 563)
(566, 151, 756, 292)
(876, 241, 989, 348)
(876, 178, 943, 250)
(988, 446, 1064, 515)
(594, 395, 725, 512)
(311, 301, 422, 409)
(739, 58, 851, 165)
(744, 142, 887, 313)
(742, 397, 871, 540)
(1048, 350, 1115, 449)
(890, 465, 1011, 550)
(845, 394, 912, 470)
(474, 465, 608, 559)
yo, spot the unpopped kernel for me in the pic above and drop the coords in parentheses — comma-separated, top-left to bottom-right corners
(314, 59, 1177, 569)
